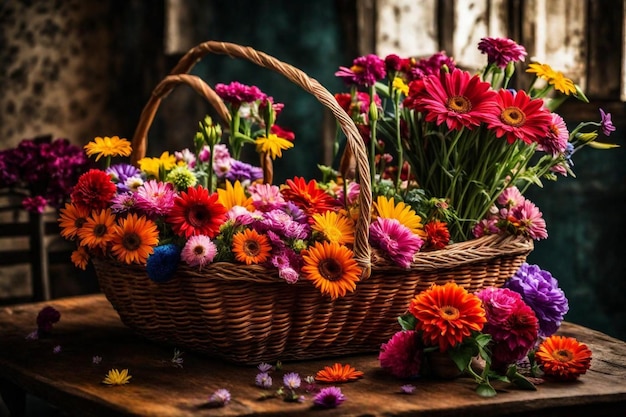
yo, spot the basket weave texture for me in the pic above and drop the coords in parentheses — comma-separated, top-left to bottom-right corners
(94, 41, 533, 364)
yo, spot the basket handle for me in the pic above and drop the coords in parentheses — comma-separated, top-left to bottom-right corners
(129, 40, 372, 278)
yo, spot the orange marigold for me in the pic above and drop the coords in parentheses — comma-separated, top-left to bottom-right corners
(535, 335, 592, 380)
(409, 282, 486, 352)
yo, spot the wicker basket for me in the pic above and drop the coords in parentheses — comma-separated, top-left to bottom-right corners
(94, 41, 534, 364)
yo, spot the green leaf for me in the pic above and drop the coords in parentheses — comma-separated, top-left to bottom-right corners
(397, 313, 417, 331)
(476, 382, 497, 397)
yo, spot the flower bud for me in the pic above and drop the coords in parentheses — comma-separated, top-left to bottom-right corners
(575, 131, 598, 143)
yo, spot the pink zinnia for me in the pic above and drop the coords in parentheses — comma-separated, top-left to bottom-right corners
(248, 183, 286, 212)
(215, 81, 266, 106)
(538, 113, 569, 156)
(181, 234, 217, 268)
(369, 217, 423, 268)
(472, 217, 500, 238)
(477, 37, 527, 69)
(135, 180, 176, 217)
(335, 54, 386, 87)
(497, 185, 525, 208)
(509, 199, 548, 240)
(485, 89, 552, 145)
(406, 69, 499, 131)
(379, 330, 423, 378)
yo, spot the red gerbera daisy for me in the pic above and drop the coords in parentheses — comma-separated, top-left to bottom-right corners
(167, 186, 227, 238)
(281, 177, 337, 217)
(424, 220, 450, 250)
(70, 169, 117, 211)
(485, 89, 552, 144)
(404, 69, 499, 131)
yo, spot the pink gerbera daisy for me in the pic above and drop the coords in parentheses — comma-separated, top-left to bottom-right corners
(538, 113, 569, 156)
(497, 185, 525, 208)
(248, 183, 286, 212)
(369, 217, 423, 268)
(406, 69, 499, 131)
(135, 180, 176, 217)
(486, 89, 552, 144)
(181, 235, 217, 268)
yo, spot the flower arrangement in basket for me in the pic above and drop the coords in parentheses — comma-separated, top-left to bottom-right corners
(57, 38, 615, 386)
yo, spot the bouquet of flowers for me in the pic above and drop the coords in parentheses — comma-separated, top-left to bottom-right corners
(0, 135, 89, 213)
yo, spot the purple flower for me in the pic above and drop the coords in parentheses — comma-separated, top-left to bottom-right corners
(53, 345, 62, 354)
(599, 108, 616, 136)
(208, 388, 231, 406)
(313, 386, 346, 408)
(505, 263, 569, 338)
(37, 306, 61, 334)
(282, 372, 301, 389)
(107, 163, 141, 192)
(400, 384, 416, 394)
(409, 51, 456, 81)
(335, 54, 386, 87)
(478, 37, 527, 69)
(223, 160, 263, 183)
(257, 362, 273, 373)
(22, 196, 48, 213)
(255, 372, 273, 389)
(92, 355, 103, 364)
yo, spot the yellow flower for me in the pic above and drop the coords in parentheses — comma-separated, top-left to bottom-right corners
(255, 133, 294, 160)
(392, 77, 409, 95)
(312, 211, 355, 245)
(84, 136, 132, 161)
(138, 152, 178, 178)
(217, 180, 254, 211)
(526, 62, 556, 80)
(373, 195, 425, 237)
(102, 369, 132, 385)
(549, 71, 577, 95)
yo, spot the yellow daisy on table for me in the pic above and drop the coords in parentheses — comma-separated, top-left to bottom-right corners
(373, 195, 425, 237)
(232, 228, 272, 265)
(76, 208, 117, 250)
(102, 368, 132, 385)
(84, 136, 132, 162)
(301, 241, 361, 299)
(217, 180, 254, 211)
(311, 210, 355, 245)
(111, 213, 159, 264)
(255, 133, 294, 160)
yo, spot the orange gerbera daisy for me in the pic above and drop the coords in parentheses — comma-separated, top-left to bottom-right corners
(70, 246, 90, 270)
(111, 213, 159, 264)
(301, 241, 361, 299)
(311, 211, 355, 245)
(409, 282, 486, 352)
(535, 335, 592, 380)
(315, 363, 364, 383)
(232, 228, 272, 265)
(168, 186, 227, 238)
(58, 202, 90, 240)
(281, 177, 337, 217)
(76, 208, 117, 250)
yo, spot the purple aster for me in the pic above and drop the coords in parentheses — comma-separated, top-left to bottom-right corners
(505, 263, 569, 338)
(400, 384, 416, 394)
(282, 201, 308, 223)
(53, 345, 62, 354)
(599, 108, 616, 136)
(135, 180, 176, 217)
(223, 160, 263, 183)
(379, 330, 423, 378)
(478, 37, 527, 69)
(215, 81, 266, 106)
(255, 372, 273, 389)
(257, 362, 273, 373)
(369, 217, 424, 268)
(283, 372, 301, 389)
(208, 388, 231, 406)
(37, 306, 61, 334)
(313, 386, 346, 409)
(335, 54, 386, 87)
(107, 163, 141, 192)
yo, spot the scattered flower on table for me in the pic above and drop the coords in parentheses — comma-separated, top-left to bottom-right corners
(257, 362, 273, 373)
(313, 386, 346, 409)
(36, 306, 61, 336)
(102, 369, 132, 385)
(92, 355, 102, 365)
(25, 330, 39, 340)
(52, 345, 62, 354)
(208, 388, 231, 407)
(400, 384, 416, 394)
(282, 372, 301, 390)
(170, 348, 184, 368)
(535, 335, 592, 380)
(315, 363, 364, 383)
(255, 372, 273, 389)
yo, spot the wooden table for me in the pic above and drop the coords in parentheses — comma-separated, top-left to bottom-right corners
(1, 294, 625, 417)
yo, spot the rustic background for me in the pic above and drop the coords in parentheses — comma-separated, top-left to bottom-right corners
(1, 0, 624, 343)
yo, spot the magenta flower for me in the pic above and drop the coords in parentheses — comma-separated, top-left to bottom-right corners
(505, 263, 569, 338)
(497, 186, 525, 208)
(313, 386, 346, 408)
(248, 183, 286, 211)
(335, 54, 386, 87)
(408, 51, 456, 81)
(478, 37, 527, 69)
(509, 199, 548, 240)
(599, 108, 616, 136)
(135, 180, 176, 217)
(110, 192, 137, 214)
(181, 235, 217, 268)
(472, 218, 499, 238)
(538, 113, 569, 156)
(22, 196, 48, 213)
(215, 81, 266, 106)
(379, 330, 423, 378)
(369, 217, 423, 268)
(37, 306, 61, 334)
